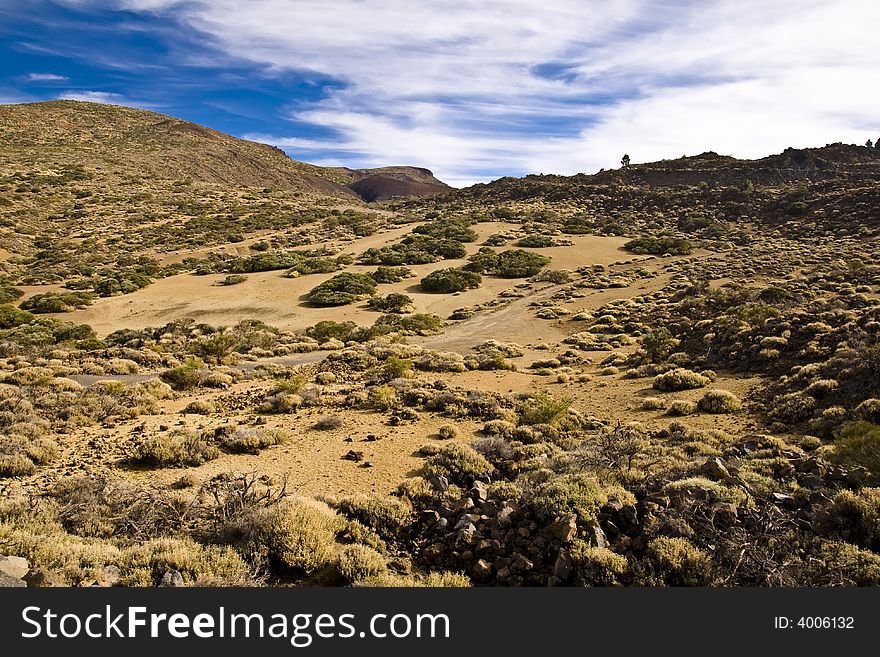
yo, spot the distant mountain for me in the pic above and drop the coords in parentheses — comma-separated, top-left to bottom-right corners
(0, 100, 448, 201)
(455, 144, 880, 203)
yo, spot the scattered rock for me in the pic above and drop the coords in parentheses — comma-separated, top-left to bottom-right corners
(159, 570, 184, 587)
(426, 473, 449, 492)
(472, 559, 493, 582)
(343, 450, 364, 462)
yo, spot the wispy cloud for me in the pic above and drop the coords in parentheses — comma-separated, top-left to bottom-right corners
(56, 90, 148, 107)
(26, 72, 69, 82)
(56, 1, 880, 182)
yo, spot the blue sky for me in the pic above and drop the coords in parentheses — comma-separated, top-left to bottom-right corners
(1, 0, 878, 186)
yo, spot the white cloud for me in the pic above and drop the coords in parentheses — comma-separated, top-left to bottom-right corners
(26, 73, 69, 82)
(55, 90, 149, 108)
(76, 0, 880, 182)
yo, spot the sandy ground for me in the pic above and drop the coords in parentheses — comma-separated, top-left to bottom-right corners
(57, 223, 633, 337)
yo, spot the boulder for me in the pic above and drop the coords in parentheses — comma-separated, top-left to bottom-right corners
(472, 559, 493, 582)
(0, 556, 29, 580)
(585, 521, 608, 549)
(546, 515, 578, 543)
(0, 572, 26, 588)
(426, 473, 449, 492)
(553, 550, 573, 582)
(159, 570, 184, 587)
(700, 457, 730, 480)
(469, 480, 489, 503)
(711, 502, 739, 526)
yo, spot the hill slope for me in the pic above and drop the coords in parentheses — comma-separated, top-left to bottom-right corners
(0, 100, 449, 201)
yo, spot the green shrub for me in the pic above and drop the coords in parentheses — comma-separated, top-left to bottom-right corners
(667, 400, 697, 416)
(0, 304, 33, 328)
(337, 544, 387, 583)
(371, 313, 443, 336)
(336, 495, 411, 537)
(223, 498, 344, 574)
(420, 268, 482, 293)
(0, 285, 23, 304)
(367, 293, 415, 314)
(466, 248, 550, 277)
(532, 473, 628, 523)
(832, 423, 880, 484)
(306, 320, 362, 343)
(370, 266, 414, 283)
(624, 236, 693, 255)
(826, 488, 880, 550)
(218, 428, 288, 455)
(160, 357, 205, 390)
(517, 234, 555, 248)
(518, 392, 571, 426)
(131, 431, 220, 468)
(644, 537, 712, 586)
(653, 368, 711, 392)
(380, 355, 413, 380)
(412, 217, 478, 242)
(570, 541, 629, 585)
(307, 273, 377, 306)
(219, 274, 248, 286)
(697, 389, 742, 414)
(809, 541, 880, 585)
(119, 537, 249, 586)
(422, 443, 493, 486)
(0, 453, 36, 478)
(21, 291, 95, 313)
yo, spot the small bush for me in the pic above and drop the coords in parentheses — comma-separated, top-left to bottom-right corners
(640, 397, 667, 411)
(532, 473, 630, 523)
(420, 268, 482, 293)
(160, 357, 205, 391)
(131, 432, 220, 468)
(337, 545, 387, 583)
(422, 443, 493, 486)
(336, 495, 411, 537)
(219, 274, 248, 286)
(313, 415, 343, 431)
(832, 423, 880, 484)
(518, 392, 570, 426)
(644, 537, 712, 586)
(825, 488, 880, 550)
(624, 236, 693, 256)
(367, 293, 415, 314)
(307, 273, 377, 306)
(223, 498, 344, 574)
(697, 389, 742, 414)
(653, 368, 710, 392)
(218, 428, 288, 455)
(119, 537, 249, 586)
(370, 266, 414, 283)
(0, 453, 36, 477)
(667, 400, 697, 416)
(438, 424, 458, 440)
(570, 542, 629, 585)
